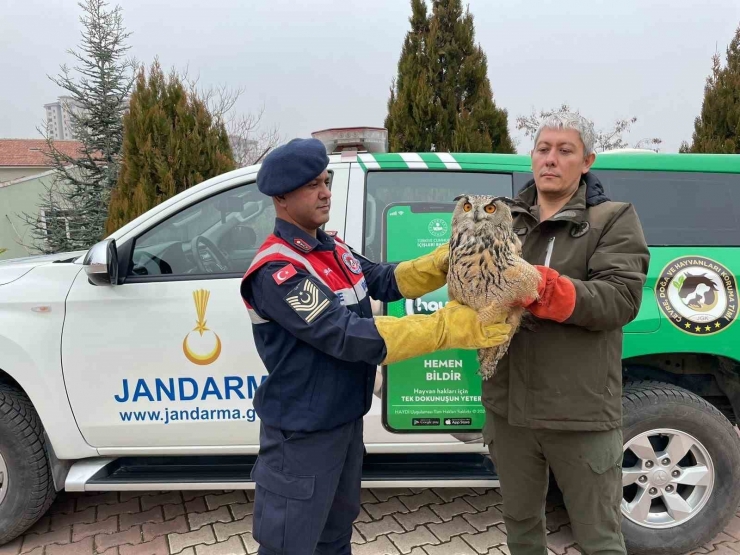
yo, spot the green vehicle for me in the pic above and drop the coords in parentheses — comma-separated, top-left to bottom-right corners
(0, 135, 736, 553)
(357, 149, 740, 555)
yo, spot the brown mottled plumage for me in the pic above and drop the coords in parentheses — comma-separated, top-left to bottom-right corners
(447, 194, 541, 379)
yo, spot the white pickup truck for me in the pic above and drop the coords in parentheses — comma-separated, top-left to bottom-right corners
(1, 139, 739, 554)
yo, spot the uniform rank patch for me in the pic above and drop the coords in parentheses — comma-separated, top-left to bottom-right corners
(293, 238, 312, 252)
(284, 278, 331, 323)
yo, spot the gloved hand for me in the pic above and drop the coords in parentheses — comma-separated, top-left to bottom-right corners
(394, 243, 449, 299)
(374, 300, 512, 366)
(521, 266, 576, 323)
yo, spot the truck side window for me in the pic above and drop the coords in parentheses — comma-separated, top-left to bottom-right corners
(363, 171, 513, 262)
(127, 182, 275, 279)
(592, 170, 740, 246)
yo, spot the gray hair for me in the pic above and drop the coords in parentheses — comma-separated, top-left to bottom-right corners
(533, 112, 596, 156)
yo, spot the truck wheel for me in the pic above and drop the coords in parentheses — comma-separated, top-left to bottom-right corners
(621, 380, 740, 555)
(0, 383, 56, 544)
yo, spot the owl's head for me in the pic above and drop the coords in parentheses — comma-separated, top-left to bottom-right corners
(451, 194, 514, 234)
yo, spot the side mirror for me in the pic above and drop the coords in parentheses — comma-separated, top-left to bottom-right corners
(83, 238, 119, 286)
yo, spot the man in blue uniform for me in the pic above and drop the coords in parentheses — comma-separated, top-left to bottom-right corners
(240, 138, 512, 555)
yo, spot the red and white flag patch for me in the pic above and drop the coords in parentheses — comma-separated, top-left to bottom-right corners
(272, 264, 298, 285)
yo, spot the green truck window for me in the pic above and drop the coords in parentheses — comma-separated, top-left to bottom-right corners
(592, 170, 740, 246)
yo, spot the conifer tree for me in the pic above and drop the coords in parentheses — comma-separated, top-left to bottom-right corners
(681, 24, 740, 153)
(385, 0, 514, 154)
(22, 0, 134, 254)
(105, 61, 235, 233)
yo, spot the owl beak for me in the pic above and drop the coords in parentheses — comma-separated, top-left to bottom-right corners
(474, 209, 484, 223)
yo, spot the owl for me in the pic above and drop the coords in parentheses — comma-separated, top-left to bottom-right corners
(447, 194, 541, 379)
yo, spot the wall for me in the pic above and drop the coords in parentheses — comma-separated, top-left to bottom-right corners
(0, 172, 55, 260)
(0, 167, 47, 184)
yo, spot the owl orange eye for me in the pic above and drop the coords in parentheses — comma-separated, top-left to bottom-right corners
(485, 204, 496, 214)
(463, 203, 472, 212)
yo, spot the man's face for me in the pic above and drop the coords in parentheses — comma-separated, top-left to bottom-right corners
(278, 169, 332, 230)
(531, 128, 595, 195)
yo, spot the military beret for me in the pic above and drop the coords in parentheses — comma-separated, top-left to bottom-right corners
(257, 138, 329, 196)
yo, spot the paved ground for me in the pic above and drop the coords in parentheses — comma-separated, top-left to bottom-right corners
(1, 487, 737, 555)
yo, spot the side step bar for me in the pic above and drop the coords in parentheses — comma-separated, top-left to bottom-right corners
(66, 453, 499, 492)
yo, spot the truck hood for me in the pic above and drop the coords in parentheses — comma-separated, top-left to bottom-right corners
(0, 250, 87, 286)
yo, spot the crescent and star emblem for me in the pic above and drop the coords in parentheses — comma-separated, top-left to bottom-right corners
(183, 289, 222, 365)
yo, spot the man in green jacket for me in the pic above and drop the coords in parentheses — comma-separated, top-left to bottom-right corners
(482, 112, 650, 555)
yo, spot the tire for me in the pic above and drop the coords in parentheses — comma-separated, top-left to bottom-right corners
(621, 380, 740, 555)
(0, 383, 56, 544)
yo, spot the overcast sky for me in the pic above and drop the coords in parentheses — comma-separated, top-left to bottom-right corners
(1, 0, 739, 154)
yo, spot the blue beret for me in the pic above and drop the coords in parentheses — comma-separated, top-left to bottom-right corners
(257, 138, 329, 196)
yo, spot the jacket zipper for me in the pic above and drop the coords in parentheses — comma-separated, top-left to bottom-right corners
(544, 237, 555, 268)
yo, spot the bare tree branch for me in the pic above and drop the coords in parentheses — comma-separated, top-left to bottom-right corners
(178, 70, 282, 167)
(516, 104, 662, 153)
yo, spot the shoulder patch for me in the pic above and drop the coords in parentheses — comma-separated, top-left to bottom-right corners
(272, 263, 297, 285)
(342, 252, 363, 275)
(284, 278, 331, 324)
(293, 238, 313, 252)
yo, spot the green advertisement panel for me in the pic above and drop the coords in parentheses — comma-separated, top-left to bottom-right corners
(381, 203, 484, 433)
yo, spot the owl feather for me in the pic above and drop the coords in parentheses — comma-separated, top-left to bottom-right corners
(447, 194, 541, 379)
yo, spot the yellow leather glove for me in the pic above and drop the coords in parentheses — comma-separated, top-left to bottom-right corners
(394, 243, 450, 299)
(374, 301, 512, 366)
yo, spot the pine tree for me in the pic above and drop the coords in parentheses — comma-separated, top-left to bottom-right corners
(385, 0, 514, 154)
(104, 61, 235, 233)
(22, 0, 135, 254)
(682, 24, 740, 153)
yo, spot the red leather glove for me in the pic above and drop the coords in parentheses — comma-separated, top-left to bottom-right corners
(521, 266, 577, 323)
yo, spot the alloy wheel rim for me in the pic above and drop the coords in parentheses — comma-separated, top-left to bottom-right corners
(0, 452, 9, 506)
(621, 428, 714, 529)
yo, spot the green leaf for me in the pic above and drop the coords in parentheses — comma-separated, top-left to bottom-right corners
(673, 275, 685, 290)
(0, 248, 6, 255)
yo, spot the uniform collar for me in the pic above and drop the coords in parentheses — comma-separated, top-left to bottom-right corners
(274, 218, 335, 253)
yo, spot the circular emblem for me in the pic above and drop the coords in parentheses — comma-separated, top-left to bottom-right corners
(655, 256, 737, 336)
(570, 221, 590, 238)
(652, 469, 669, 487)
(342, 252, 362, 275)
(428, 218, 448, 238)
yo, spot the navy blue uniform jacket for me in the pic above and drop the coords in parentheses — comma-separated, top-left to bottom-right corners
(240, 219, 404, 432)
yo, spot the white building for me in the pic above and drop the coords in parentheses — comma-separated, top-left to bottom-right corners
(44, 96, 131, 141)
(43, 96, 81, 141)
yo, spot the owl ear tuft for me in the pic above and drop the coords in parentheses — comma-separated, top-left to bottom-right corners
(495, 196, 516, 206)
(453, 194, 467, 202)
